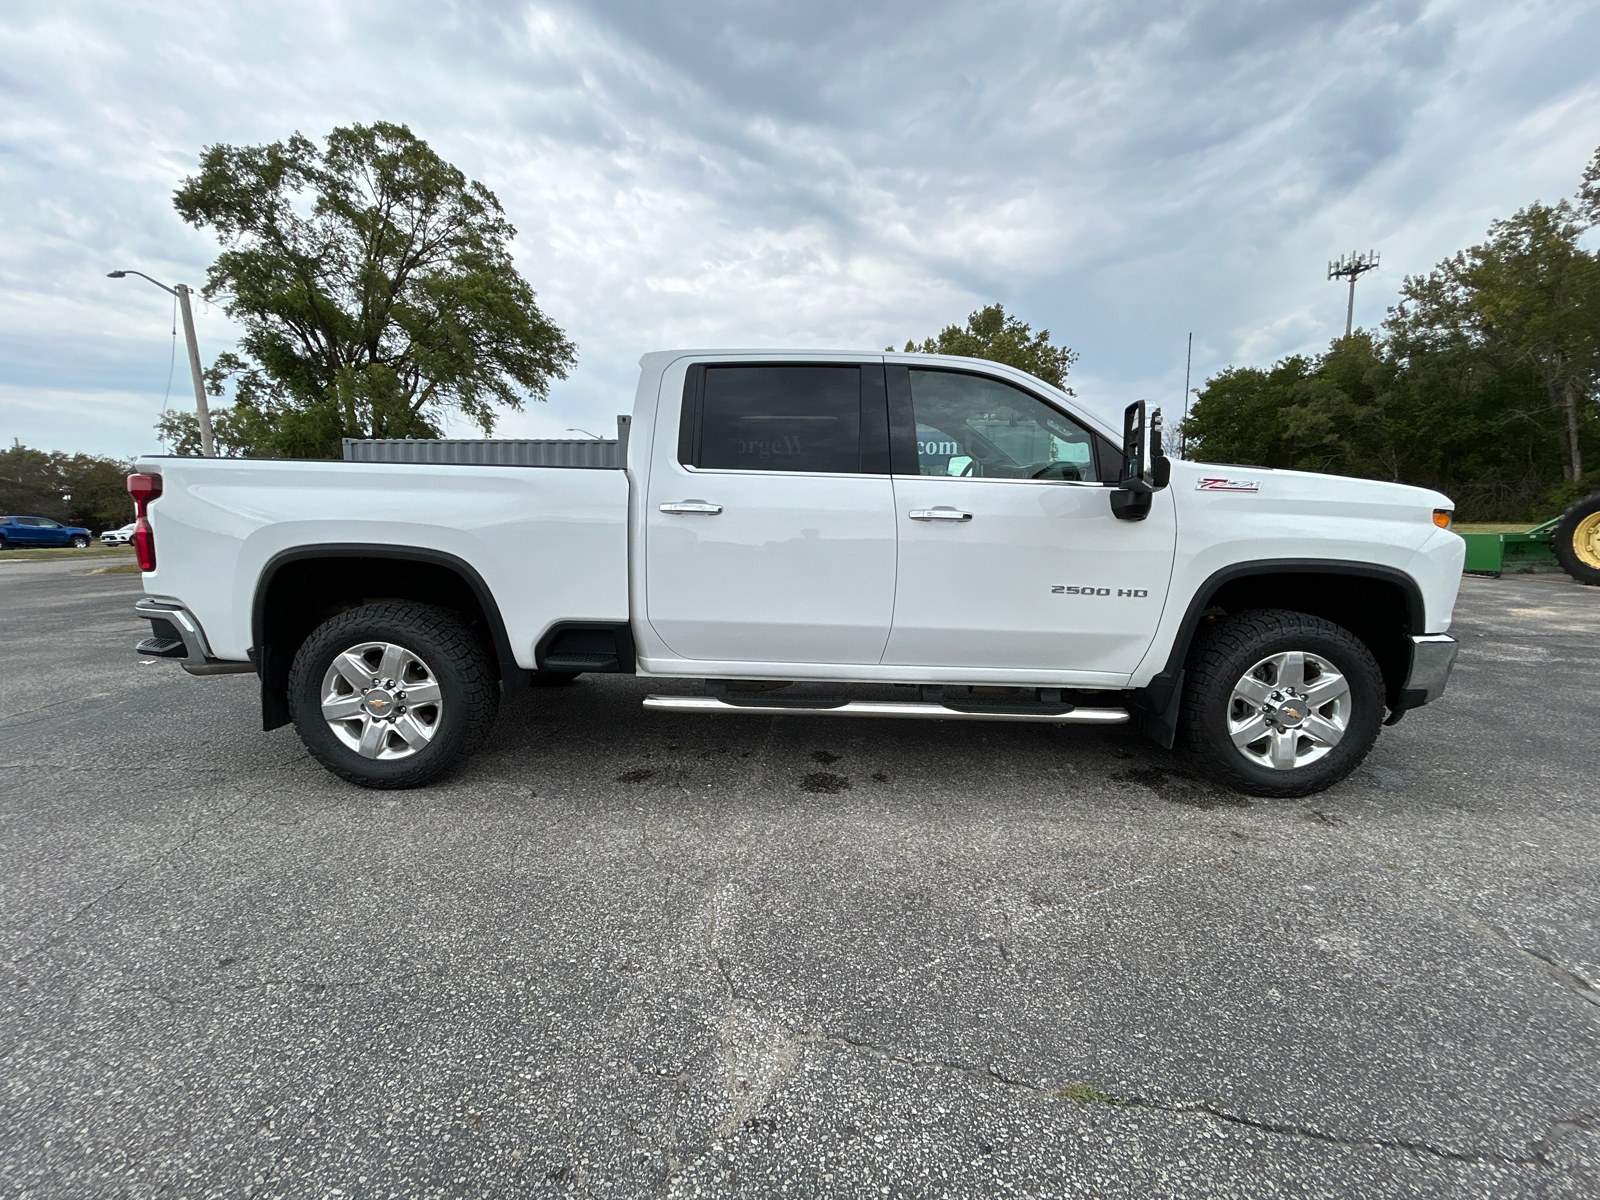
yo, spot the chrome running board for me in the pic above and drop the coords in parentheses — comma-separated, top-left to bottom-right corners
(642, 695, 1129, 724)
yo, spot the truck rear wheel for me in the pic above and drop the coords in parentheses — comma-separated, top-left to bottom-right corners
(287, 602, 499, 789)
(1179, 609, 1384, 798)
(1551, 492, 1600, 586)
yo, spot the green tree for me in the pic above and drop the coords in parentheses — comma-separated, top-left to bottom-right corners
(893, 303, 1079, 390)
(1389, 201, 1599, 486)
(168, 121, 576, 458)
(1185, 144, 1600, 522)
(0, 445, 134, 532)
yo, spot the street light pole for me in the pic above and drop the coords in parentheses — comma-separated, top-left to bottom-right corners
(108, 270, 216, 457)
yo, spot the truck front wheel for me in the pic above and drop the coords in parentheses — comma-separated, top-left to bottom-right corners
(1179, 609, 1384, 798)
(287, 602, 500, 789)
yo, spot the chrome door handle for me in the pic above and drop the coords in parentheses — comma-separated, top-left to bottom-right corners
(659, 500, 723, 515)
(909, 507, 973, 521)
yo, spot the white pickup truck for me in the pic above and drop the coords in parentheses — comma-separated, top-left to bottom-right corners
(129, 350, 1465, 797)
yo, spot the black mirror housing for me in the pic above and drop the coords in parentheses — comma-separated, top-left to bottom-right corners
(1111, 401, 1153, 521)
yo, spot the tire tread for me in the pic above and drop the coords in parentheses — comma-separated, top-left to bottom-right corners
(1179, 607, 1383, 798)
(287, 601, 499, 789)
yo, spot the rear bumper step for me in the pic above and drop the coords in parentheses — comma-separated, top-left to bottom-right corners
(642, 695, 1129, 724)
(134, 597, 254, 676)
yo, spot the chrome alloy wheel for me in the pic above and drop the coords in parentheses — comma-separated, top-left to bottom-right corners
(319, 641, 444, 760)
(1226, 650, 1351, 771)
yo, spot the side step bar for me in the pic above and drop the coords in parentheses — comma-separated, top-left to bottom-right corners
(642, 695, 1129, 724)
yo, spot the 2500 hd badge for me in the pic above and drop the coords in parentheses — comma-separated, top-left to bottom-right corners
(1052, 586, 1150, 597)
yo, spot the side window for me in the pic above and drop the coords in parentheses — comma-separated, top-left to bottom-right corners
(696, 366, 863, 473)
(908, 370, 1099, 482)
(17, 517, 44, 527)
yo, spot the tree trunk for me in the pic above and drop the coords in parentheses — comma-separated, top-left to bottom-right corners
(1564, 376, 1583, 483)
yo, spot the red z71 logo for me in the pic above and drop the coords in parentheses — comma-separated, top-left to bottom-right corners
(1196, 477, 1260, 492)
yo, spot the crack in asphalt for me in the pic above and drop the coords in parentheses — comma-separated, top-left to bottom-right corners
(686, 881, 1575, 1176)
(4, 770, 298, 970)
(1408, 888, 1600, 1011)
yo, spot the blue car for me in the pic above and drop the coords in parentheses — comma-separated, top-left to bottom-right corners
(0, 515, 93, 549)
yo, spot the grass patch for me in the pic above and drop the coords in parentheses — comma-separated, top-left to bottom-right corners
(76, 563, 143, 575)
(0, 544, 136, 562)
(1056, 1082, 1138, 1106)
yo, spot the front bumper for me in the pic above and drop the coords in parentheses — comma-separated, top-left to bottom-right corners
(1385, 633, 1458, 725)
(134, 597, 254, 676)
(1405, 633, 1459, 705)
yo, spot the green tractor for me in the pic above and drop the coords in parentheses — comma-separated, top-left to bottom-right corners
(1461, 492, 1600, 585)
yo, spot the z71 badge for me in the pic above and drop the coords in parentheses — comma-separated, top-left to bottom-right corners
(1196, 477, 1261, 492)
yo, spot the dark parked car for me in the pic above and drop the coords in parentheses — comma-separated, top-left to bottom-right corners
(0, 516, 93, 549)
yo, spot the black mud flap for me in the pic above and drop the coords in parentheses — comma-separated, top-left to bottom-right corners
(1130, 669, 1184, 750)
(257, 645, 291, 731)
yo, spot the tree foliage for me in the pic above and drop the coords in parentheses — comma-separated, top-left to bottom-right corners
(0, 445, 134, 532)
(894, 303, 1079, 391)
(168, 121, 576, 458)
(1185, 149, 1600, 521)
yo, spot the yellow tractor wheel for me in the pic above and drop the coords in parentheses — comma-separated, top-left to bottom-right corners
(1552, 493, 1600, 585)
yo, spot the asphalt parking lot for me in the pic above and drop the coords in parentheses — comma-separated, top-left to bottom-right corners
(2, 558, 1597, 1199)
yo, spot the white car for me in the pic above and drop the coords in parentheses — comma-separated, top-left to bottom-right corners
(126, 349, 1465, 797)
(101, 523, 136, 546)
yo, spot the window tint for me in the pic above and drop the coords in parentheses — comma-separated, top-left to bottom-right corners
(698, 366, 862, 473)
(908, 370, 1099, 482)
(16, 517, 45, 527)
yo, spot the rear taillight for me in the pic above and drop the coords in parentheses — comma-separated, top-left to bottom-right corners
(127, 473, 162, 572)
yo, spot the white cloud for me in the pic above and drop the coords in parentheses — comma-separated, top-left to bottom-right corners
(0, 0, 1596, 457)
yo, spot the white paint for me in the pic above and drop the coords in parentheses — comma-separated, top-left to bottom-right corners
(139, 350, 1466, 693)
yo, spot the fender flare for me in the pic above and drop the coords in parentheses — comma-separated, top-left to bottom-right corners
(1133, 558, 1425, 749)
(251, 544, 526, 730)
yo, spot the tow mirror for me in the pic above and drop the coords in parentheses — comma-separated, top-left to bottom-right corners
(1150, 407, 1171, 489)
(1110, 401, 1154, 521)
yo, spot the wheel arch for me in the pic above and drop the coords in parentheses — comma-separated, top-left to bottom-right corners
(252, 544, 524, 731)
(1134, 559, 1425, 748)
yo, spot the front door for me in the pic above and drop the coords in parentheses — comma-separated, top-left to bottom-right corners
(883, 367, 1176, 677)
(645, 361, 899, 665)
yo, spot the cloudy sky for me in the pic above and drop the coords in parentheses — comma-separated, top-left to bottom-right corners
(3, 0, 1598, 457)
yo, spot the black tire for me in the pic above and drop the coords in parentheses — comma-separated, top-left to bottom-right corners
(1178, 608, 1385, 798)
(71, 535, 89, 548)
(1551, 492, 1600, 586)
(0, 535, 8, 550)
(288, 602, 499, 789)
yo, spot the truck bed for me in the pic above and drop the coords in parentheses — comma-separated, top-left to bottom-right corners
(135, 455, 630, 668)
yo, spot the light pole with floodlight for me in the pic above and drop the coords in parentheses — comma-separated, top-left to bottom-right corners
(108, 270, 216, 457)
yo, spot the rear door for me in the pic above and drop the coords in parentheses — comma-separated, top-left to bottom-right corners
(883, 366, 1176, 677)
(12, 518, 47, 546)
(644, 361, 898, 665)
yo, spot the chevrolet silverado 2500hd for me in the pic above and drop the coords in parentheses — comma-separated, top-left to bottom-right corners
(128, 350, 1465, 797)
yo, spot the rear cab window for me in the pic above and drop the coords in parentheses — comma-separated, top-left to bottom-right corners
(680, 363, 890, 474)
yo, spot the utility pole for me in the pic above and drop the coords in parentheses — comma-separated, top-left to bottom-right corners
(108, 270, 216, 456)
(1180, 331, 1193, 458)
(1327, 250, 1379, 339)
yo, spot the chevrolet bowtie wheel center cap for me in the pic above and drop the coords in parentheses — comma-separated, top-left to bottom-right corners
(320, 642, 444, 761)
(1227, 651, 1352, 771)
(362, 688, 397, 717)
